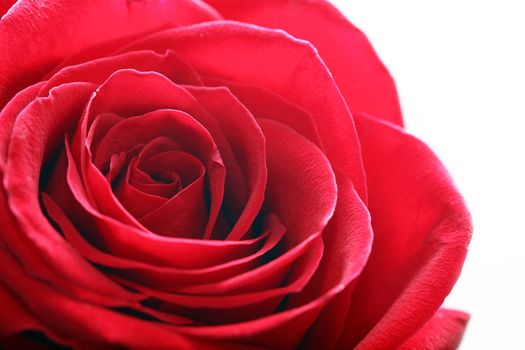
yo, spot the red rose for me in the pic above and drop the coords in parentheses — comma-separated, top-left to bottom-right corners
(0, 1, 471, 349)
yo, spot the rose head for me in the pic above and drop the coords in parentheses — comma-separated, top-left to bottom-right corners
(0, 1, 472, 349)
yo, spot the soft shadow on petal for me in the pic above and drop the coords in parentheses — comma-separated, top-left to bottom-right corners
(2, 82, 140, 305)
(185, 86, 266, 240)
(0, 246, 253, 350)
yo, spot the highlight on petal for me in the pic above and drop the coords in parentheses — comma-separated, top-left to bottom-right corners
(338, 114, 471, 349)
(399, 308, 469, 350)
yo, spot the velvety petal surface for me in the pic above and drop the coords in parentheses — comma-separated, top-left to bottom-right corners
(119, 21, 367, 200)
(0, 0, 219, 106)
(0, 2, 471, 349)
(339, 114, 472, 349)
(399, 308, 469, 350)
(41, 192, 279, 290)
(292, 169, 372, 350)
(204, 0, 403, 126)
(2, 82, 141, 306)
(0, 246, 256, 350)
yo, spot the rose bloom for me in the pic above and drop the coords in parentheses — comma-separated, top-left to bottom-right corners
(0, 0, 472, 349)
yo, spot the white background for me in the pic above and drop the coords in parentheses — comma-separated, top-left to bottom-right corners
(332, 1, 525, 348)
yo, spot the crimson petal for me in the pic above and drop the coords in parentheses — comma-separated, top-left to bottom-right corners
(2, 83, 139, 305)
(340, 114, 471, 349)
(185, 86, 266, 240)
(399, 308, 469, 350)
(0, 283, 41, 337)
(42, 193, 279, 291)
(0, 247, 253, 350)
(203, 0, 403, 126)
(39, 50, 203, 99)
(0, 0, 219, 106)
(204, 78, 324, 149)
(119, 21, 367, 200)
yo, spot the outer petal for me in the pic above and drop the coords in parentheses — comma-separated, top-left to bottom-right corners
(204, 0, 403, 126)
(399, 309, 469, 350)
(0, 0, 220, 106)
(339, 114, 471, 349)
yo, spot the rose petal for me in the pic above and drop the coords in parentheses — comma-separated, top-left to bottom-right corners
(399, 308, 469, 350)
(139, 157, 208, 238)
(0, 0, 219, 106)
(290, 169, 373, 350)
(87, 108, 219, 238)
(110, 238, 320, 321)
(78, 69, 227, 237)
(339, 114, 472, 349)
(47, 116, 335, 322)
(62, 69, 244, 231)
(139, 149, 202, 188)
(125, 158, 181, 202)
(119, 21, 367, 200)
(0, 82, 45, 166)
(177, 236, 321, 296)
(171, 118, 334, 296)
(115, 138, 204, 217)
(0, 283, 41, 337)
(43, 192, 284, 290)
(39, 50, 203, 97)
(1, 83, 139, 306)
(63, 141, 252, 269)
(185, 86, 266, 240)
(174, 187, 371, 350)
(204, 78, 324, 148)
(167, 119, 344, 348)
(0, 246, 253, 350)
(204, 0, 403, 126)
